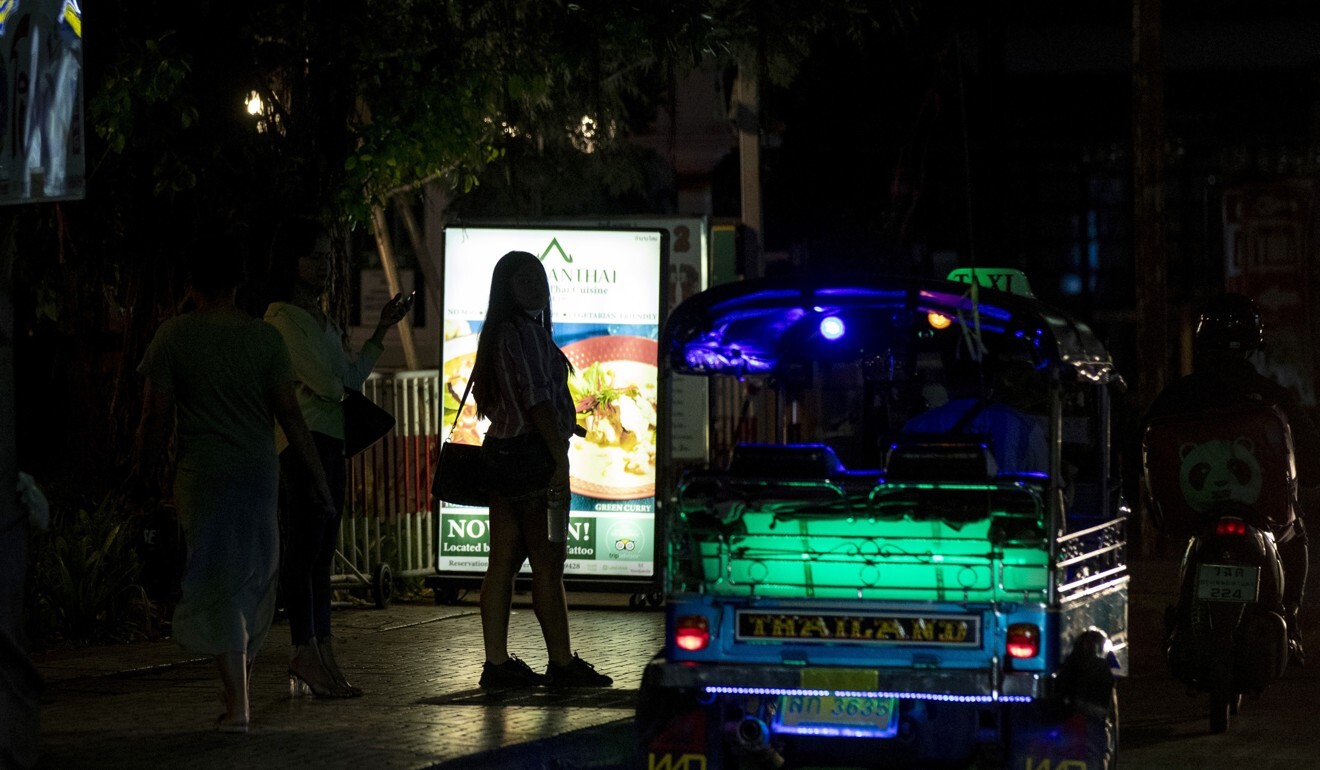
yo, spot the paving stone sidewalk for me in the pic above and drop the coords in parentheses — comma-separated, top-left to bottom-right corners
(33, 594, 665, 770)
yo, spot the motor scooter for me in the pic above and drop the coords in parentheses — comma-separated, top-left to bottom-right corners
(1143, 403, 1294, 733)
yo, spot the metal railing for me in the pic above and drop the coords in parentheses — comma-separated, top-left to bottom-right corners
(335, 370, 442, 600)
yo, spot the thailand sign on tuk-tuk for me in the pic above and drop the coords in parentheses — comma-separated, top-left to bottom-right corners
(638, 269, 1127, 769)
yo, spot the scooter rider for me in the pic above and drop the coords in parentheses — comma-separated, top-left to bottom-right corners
(1144, 293, 1316, 666)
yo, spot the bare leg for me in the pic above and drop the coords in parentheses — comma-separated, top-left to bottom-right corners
(216, 652, 249, 728)
(480, 496, 529, 664)
(519, 493, 572, 666)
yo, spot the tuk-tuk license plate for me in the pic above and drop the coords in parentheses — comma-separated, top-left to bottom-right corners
(774, 693, 899, 738)
(773, 668, 898, 738)
(1196, 563, 1260, 602)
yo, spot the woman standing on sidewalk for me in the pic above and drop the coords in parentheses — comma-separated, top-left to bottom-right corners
(134, 231, 335, 732)
(264, 218, 411, 698)
(470, 250, 611, 688)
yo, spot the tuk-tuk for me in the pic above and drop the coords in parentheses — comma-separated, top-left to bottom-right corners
(638, 269, 1127, 770)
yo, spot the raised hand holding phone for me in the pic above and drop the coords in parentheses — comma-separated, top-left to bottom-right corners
(371, 292, 414, 345)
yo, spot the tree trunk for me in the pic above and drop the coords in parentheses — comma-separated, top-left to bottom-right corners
(370, 205, 419, 370)
(391, 194, 443, 324)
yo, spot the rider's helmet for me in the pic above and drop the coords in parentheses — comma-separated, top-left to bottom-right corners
(1195, 293, 1264, 355)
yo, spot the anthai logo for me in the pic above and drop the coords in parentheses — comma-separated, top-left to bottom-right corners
(539, 238, 574, 264)
(538, 237, 617, 286)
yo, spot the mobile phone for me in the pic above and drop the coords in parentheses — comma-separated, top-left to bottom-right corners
(400, 291, 416, 312)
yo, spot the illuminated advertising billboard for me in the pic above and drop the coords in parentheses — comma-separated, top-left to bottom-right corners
(438, 226, 665, 579)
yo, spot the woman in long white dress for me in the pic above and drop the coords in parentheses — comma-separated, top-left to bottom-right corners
(135, 238, 332, 732)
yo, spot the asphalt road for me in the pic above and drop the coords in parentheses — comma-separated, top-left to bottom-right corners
(1117, 557, 1320, 769)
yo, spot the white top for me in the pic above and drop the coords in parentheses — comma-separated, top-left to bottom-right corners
(264, 302, 383, 447)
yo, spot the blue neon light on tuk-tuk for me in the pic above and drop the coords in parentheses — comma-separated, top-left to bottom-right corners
(638, 269, 1127, 769)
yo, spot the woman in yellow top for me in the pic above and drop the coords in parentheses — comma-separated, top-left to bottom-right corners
(264, 218, 411, 698)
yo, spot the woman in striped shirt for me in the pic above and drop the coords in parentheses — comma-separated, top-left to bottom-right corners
(470, 250, 612, 688)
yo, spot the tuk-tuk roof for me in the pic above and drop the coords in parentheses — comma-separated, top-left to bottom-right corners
(663, 272, 1117, 384)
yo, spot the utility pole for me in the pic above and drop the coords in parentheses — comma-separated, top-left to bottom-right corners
(733, 66, 763, 280)
(1133, 0, 1167, 556)
(0, 228, 39, 767)
(1133, 0, 1167, 410)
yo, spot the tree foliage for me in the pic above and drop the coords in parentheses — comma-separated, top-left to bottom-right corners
(12, 0, 917, 486)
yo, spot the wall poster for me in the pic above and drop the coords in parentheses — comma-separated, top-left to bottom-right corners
(0, 0, 83, 204)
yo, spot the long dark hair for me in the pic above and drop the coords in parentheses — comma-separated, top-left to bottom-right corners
(265, 217, 327, 302)
(471, 251, 568, 419)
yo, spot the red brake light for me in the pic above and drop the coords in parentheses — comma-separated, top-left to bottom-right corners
(1006, 623, 1040, 659)
(675, 615, 710, 651)
(1216, 518, 1248, 537)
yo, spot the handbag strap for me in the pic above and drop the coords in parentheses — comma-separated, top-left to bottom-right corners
(447, 376, 475, 440)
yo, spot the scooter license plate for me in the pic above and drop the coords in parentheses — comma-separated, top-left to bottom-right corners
(1196, 563, 1260, 602)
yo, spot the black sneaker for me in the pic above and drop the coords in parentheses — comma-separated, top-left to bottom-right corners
(480, 656, 549, 688)
(545, 654, 613, 688)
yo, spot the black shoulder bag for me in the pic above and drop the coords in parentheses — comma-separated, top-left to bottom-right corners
(431, 377, 489, 506)
(343, 388, 396, 458)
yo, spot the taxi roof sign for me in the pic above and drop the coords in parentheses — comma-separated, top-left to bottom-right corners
(946, 268, 1035, 298)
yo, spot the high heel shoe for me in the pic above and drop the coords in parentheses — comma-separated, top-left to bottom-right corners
(316, 636, 363, 697)
(288, 670, 346, 698)
(288, 643, 353, 699)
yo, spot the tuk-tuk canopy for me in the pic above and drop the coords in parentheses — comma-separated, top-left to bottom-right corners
(663, 272, 1117, 385)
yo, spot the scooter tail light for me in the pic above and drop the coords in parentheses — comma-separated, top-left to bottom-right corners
(1215, 518, 1249, 537)
(1006, 623, 1040, 659)
(675, 615, 710, 651)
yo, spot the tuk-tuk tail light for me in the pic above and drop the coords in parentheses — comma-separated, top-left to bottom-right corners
(675, 615, 710, 651)
(1006, 623, 1040, 659)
